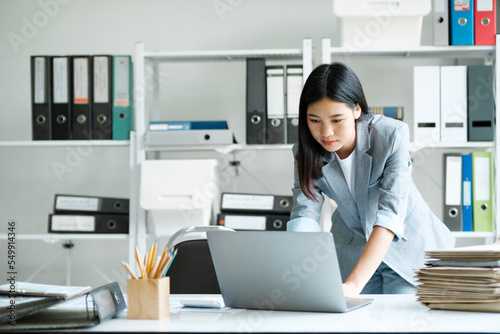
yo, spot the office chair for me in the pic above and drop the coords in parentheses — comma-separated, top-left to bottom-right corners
(166, 226, 233, 294)
(167, 239, 221, 294)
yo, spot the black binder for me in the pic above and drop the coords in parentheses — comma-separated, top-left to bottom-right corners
(265, 65, 286, 144)
(31, 56, 51, 140)
(91, 55, 113, 139)
(48, 213, 129, 234)
(246, 58, 266, 144)
(285, 65, 303, 144)
(0, 282, 125, 330)
(217, 213, 288, 231)
(220, 192, 292, 215)
(70, 55, 92, 140)
(467, 65, 495, 141)
(53, 194, 129, 215)
(50, 56, 71, 140)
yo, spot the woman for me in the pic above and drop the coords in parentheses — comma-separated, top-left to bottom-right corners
(287, 62, 455, 297)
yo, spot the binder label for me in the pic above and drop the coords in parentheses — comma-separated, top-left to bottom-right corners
(474, 157, 491, 201)
(286, 67, 303, 118)
(93, 56, 109, 103)
(73, 58, 89, 104)
(56, 196, 99, 211)
(222, 194, 274, 210)
(445, 156, 462, 205)
(476, 0, 493, 11)
(113, 56, 130, 106)
(51, 215, 95, 232)
(53, 57, 68, 103)
(34, 57, 45, 104)
(224, 215, 267, 230)
(463, 181, 471, 206)
(454, 0, 470, 11)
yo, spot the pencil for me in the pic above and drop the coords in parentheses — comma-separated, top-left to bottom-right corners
(156, 251, 172, 279)
(135, 246, 147, 279)
(146, 243, 154, 274)
(163, 248, 178, 277)
(148, 257, 161, 279)
(121, 261, 139, 279)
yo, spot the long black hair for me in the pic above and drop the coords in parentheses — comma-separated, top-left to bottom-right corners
(297, 62, 369, 201)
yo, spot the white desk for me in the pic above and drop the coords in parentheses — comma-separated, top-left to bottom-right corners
(87, 294, 500, 333)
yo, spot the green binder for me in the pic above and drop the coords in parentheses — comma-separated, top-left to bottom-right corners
(472, 151, 494, 232)
(112, 55, 133, 140)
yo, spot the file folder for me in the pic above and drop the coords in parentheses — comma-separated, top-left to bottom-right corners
(145, 129, 235, 146)
(112, 55, 133, 140)
(443, 153, 463, 231)
(220, 192, 293, 215)
(91, 55, 112, 139)
(368, 106, 404, 121)
(462, 153, 473, 232)
(246, 58, 266, 144)
(265, 65, 285, 144)
(70, 56, 92, 140)
(467, 65, 494, 141)
(286, 65, 303, 144)
(48, 213, 129, 233)
(217, 213, 288, 231)
(471, 151, 493, 232)
(50, 56, 70, 140)
(54, 194, 129, 215)
(474, 0, 496, 45)
(440, 66, 467, 142)
(31, 56, 51, 140)
(450, 0, 475, 45)
(434, 0, 450, 45)
(148, 120, 229, 131)
(413, 66, 440, 142)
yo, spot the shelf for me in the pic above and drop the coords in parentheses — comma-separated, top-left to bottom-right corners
(0, 233, 129, 242)
(145, 142, 494, 154)
(326, 45, 495, 59)
(0, 140, 130, 148)
(451, 231, 497, 238)
(409, 141, 494, 152)
(143, 48, 304, 62)
(144, 143, 294, 154)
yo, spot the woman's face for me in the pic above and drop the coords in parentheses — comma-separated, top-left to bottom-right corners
(306, 98, 360, 159)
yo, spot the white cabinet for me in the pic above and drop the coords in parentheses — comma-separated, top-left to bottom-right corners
(322, 37, 498, 244)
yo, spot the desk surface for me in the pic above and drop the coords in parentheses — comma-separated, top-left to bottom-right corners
(86, 294, 500, 333)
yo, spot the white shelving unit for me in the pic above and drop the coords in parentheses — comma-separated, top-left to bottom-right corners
(0, 139, 134, 283)
(322, 37, 499, 243)
(131, 40, 313, 253)
(0, 140, 129, 147)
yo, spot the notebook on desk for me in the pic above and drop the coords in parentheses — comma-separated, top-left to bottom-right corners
(206, 230, 373, 313)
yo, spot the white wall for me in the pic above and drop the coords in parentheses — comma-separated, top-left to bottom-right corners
(0, 0, 478, 289)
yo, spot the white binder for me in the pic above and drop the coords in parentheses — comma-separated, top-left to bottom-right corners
(413, 66, 440, 143)
(440, 66, 467, 142)
(443, 153, 463, 231)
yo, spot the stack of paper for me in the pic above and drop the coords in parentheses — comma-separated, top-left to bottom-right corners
(415, 239, 500, 312)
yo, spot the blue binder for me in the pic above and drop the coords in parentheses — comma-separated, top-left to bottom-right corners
(461, 153, 473, 232)
(450, 0, 474, 45)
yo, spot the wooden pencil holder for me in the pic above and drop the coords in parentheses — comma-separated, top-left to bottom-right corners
(127, 277, 170, 319)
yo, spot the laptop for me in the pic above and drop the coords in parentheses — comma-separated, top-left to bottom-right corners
(206, 231, 373, 312)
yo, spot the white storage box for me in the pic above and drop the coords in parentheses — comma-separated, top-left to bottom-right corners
(333, 0, 431, 48)
(140, 159, 220, 236)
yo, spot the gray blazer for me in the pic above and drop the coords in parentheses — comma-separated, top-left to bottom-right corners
(288, 114, 455, 285)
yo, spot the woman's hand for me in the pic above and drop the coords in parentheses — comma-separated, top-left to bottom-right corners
(342, 281, 362, 297)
